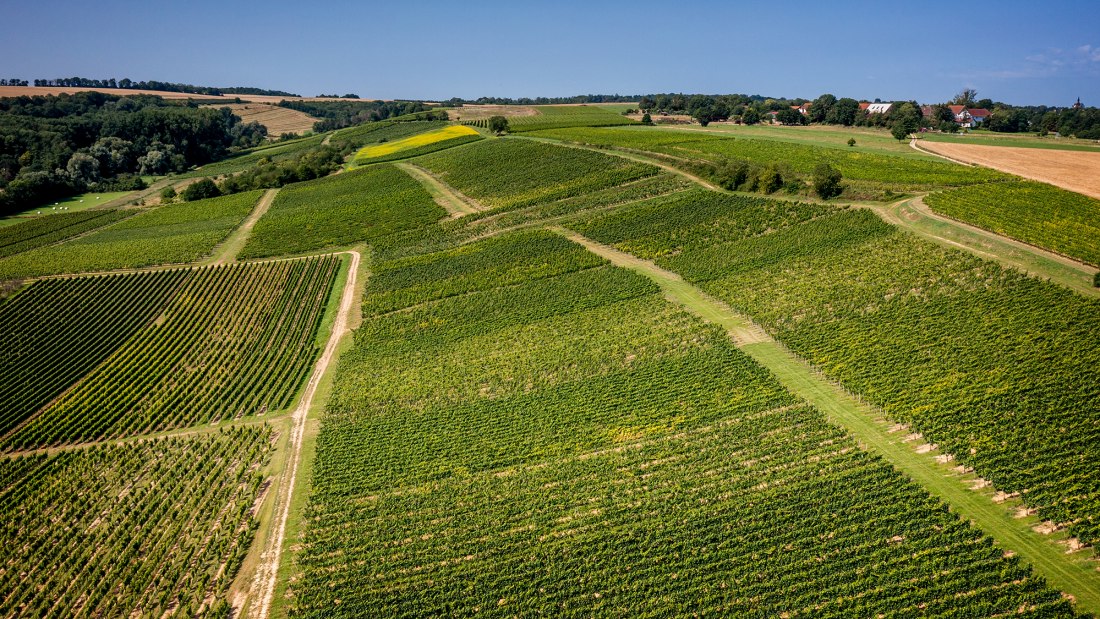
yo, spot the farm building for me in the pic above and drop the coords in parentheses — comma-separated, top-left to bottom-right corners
(948, 105, 990, 128)
(791, 102, 812, 115)
(864, 102, 893, 114)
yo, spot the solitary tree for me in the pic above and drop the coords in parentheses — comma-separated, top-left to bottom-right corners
(641, 112, 653, 125)
(488, 115, 509, 134)
(847, 137, 856, 147)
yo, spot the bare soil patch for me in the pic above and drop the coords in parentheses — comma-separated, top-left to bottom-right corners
(918, 141, 1100, 199)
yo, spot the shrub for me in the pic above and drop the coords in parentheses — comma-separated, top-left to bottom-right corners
(181, 178, 220, 201)
(812, 163, 843, 199)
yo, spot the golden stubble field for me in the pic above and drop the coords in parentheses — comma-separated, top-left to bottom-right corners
(919, 141, 1100, 199)
(203, 103, 319, 136)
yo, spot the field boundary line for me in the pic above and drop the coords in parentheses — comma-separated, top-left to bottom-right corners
(249, 249, 360, 619)
(555, 227, 1100, 616)
(206, 188, 279, 265)
(910, 138, 975, 165)
(395, 162, 484, 216)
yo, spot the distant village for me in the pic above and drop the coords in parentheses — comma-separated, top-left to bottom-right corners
(774, 97, 1086, 129)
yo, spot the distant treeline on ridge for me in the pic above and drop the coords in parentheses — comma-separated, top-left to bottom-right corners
(26, 77, 299, 98)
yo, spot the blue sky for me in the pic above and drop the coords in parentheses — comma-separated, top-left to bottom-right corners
(4, 0, 1099, 106)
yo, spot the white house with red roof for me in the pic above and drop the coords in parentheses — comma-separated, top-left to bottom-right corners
(948, 105, 991, 128)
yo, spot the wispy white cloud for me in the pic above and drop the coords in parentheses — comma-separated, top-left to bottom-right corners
(947, 44, 1100, 82)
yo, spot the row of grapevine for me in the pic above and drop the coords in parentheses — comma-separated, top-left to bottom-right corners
(0, 269, 188, 436)
(0, 209, 133, 259)
(578, 192, 1100, 555)
(369, 174, 693, 263)
(0, 426, 273, 618)
(414, 138, 659, 211)
(528, 126, 1009, 191)
(239, 164, 445, 259)
(285, 229, 1074, 617)
(0, 191, 263, 279)
(926, 180, 1100, 266)
(4, 255, 340, 450)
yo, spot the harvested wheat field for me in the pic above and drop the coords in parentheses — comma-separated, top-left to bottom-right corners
(919, 141, 1100, 199)
(205, 103, 319, 136)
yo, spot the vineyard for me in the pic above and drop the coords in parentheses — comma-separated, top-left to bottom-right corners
(578, 197, 1100, 554)
(529, 126, 1009, 193)
(0, 426, 273, 618)
(240, 164, 444, 259)
(284, 229, 1076, 617)
(415, 138, 658, 211)
(0, 269, 187, 437)
(0, 191, 262, 278)
(0, 209, 132, 259)
(4, 256, 340, 449)
(925, 180, 1100, 266)
(350, 125, 481, 165)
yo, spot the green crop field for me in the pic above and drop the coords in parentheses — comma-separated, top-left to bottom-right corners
(0, 191, 262, 278)
(0, 209, 132, 258)
(576, 195, 1100, 553)
(283, 230, 1076, 617)
(415, 138, 659, 211)
(0, 426, 273, 617)
(4, 256, 339, 450)
(926, 181, 1100, 266)
(240, 164, 444, 258)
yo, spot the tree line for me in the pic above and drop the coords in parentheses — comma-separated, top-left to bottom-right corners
(0, 91, 266, 215)
(27, 76, 298, 97)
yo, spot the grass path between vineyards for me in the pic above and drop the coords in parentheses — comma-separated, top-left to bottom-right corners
(396, 161, 485, 217)
(523, 133, 1098, 298)
(205, 188, 280, 264)
(553, 226, 1100, 616)
(246, 249, 361, 619)
(866, 196, 1099, 297)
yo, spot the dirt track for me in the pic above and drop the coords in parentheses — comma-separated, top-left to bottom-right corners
(249, 250, 360, 619)
(917, 141, 1100, 199)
